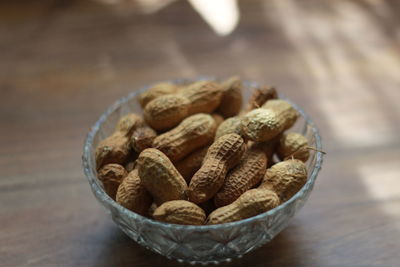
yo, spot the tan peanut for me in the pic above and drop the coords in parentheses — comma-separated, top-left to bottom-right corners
(153, 200, 206, 225)
(215, 116, 243, 139)
(95, 132, 131, 169)
(262, 99, 298, 131)
(277, 133, 310, 162)
(174, 145, 209, 182)
(241, 108, 282, 142)
(130, 126, 157, 153)
(138, 82, 178, 108)
(214, 147, 267, 207)
(144, 81, 223, 131)
(259, 159, 307, 202)
(187, 133, 246, 204)
(97, 163, 128, 199)
(245, 85, 277, 111)
(211, 113, 225, 127)
(96, 113, 145, 169)
(152, 113, 216, 162)
(217, 76, 243, 117)
(116, 169, 152, 216)
(253, 135, 281, 165)
(206, 188, 280, 225)
(137, 148, 187, 204)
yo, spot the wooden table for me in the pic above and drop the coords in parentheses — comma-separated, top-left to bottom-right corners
(1, 0, 400, 266)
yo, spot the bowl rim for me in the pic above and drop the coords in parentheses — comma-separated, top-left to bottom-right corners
(82, 78, 324, 231)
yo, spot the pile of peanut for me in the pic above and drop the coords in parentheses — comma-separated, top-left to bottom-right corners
(95, 77, 310, 225)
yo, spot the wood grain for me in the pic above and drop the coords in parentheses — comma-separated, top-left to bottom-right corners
(1, 0, 400, 266)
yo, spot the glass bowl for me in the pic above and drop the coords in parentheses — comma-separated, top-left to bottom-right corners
(82, 78, 324, 264)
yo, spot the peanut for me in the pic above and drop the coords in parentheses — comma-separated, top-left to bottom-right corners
(130, 126, 157, 153)
(95, 132, 131, 169)
(211, 113, 225, 127)
(217, 76, 243, 117)
(253, 135, 281, 165)
(153, 200, 206, 225)
(259, 159, 307, 202)
(214, 147, 267, 207)
(137, 148, 187, 204)
(187, 133, 246, 204)
(144, 81, 223, 131)
(215, 116, 243, 139)
(245, 85, 277, 111)
(206, 188, 280, 225)
(277, 133, 310, 162)
(174, 145, 209, 182)
(152, 113, 216, 162)
(262, 99, 298, 131)
(241, 108, 282, 142)
(138, 82, 178, 108)
(97, 163, 128, 199)
(116, 169, 152, 216)
(116, 113, 144, 136)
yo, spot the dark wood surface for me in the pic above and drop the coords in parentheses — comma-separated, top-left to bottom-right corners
(1, 0, 400, 266)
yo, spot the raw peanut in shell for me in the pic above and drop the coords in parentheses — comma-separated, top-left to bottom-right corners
(144, 95, 190, 131)
(215, 116, 243, 139)
(214, 147, 267, 207)
(277, 133, 310, 162)
(217, 76, 243, 117)
(180, 81, 224, 114)
(116, 169, 152, 216)
(211, 113, 225, 127)
(262, 99, 298, 131)
(259, 159, 307, 202)
(153, 200, 206, 225)
(253, 135, 281, 166)
(98, 163, 128, 199)
(152, 113, 217, 162)
(241, 108, 282, 142)
(147, 202, 158, 218)
(95, 132, 131, 169)
(187, 133, 246, 204)
(174, 145, 209, 182)
(116, 113, 144, 136)
(245, 85, 277, 111)
(137, 148, 187, 204)
(206, 188, 280, 225)
(144, 81, 223, 131)
(138, 82, 178, 108)
(130, 126, 157, 153)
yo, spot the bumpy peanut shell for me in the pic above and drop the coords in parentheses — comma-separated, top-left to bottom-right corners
(217, 76, 243, 117)
(116, 169, 152, 215)
(137, 148, 187, 204)
(130, 126, 157, 153)
(174, 145, 209, 182)
(214, 148, 267, 207)
(144, 95, 190, 131)
(152, 113, 216, 162)
(180, 81, 224, 114)
(245, 85, 277, 111)
(211, 113, 225, 127)
(206, 188, 280, 225)
(98, 163, 128, 199)
(277, 133, 310, 162)
(138, 82, 178, 108)
(260, 159, 307, 202)
(215, 116, 243, 139)
(241, 108, 282, 142)
(262, 100, 298, 131)
(95, 132, 131, 169)
(153, 200, 206, 225)
(253, 135, 281, 166)
(116, 113, 144, 136)
(187, 133, 246, 204)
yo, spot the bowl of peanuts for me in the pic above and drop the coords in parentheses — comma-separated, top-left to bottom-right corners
(82, 77, 324, 264)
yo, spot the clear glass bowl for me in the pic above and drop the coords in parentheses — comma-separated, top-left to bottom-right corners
(82, 78, 324, 264)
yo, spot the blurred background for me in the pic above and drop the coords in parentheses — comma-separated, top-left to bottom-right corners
(1, 0, 400, 266)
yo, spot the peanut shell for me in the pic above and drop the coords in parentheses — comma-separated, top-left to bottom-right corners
(97, 163, 128, 199)
(153, 200, 206, 225)
(174, 145, 209, 183)
(138, 82, 178, 108)
(217, 76, 243, 117)
(245, 85, 277, 111)
(95, 132, 131, 169)
(277, 133, 310, 162)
